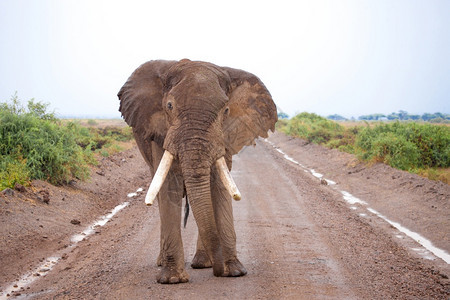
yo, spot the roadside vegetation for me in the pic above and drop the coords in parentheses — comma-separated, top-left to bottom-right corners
(0, 94, 133, 190)
(277, 113, 450, 183)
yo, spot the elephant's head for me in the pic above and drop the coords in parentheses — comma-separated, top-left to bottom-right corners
(118, 59, 276, 275)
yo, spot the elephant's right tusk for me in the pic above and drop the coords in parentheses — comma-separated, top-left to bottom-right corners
(215, 157, 241, 201)
(145, 151, 174, 206)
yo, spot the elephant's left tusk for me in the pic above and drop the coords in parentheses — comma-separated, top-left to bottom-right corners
(215, 157, 241, 201)
(145, 151, 174, 206)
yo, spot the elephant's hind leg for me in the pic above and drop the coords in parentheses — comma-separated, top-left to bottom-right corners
(191, 237, 212, 269)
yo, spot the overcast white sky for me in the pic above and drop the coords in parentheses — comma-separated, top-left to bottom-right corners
(0, 0, 449, 118)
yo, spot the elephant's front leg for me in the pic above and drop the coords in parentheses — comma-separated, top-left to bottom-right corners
(156, 174, 188, 283)
(191, 167, 247, 277)
(154, 151, 188, 283)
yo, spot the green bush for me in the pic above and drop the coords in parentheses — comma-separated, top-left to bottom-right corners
(0, 110, 93, 186)
(280, 112, 356, 152)
(284, 112, 345, 144)
(71, 124, 133, 151)
(0, 155, 30, 190)
(355, 122, 449, 170)
(0, 95, 95, 188)
(361, 132, 421, 170)
(87, 119, 98, 126)
(1, 95, 135, 190)
(275, 118, 289, 131)
(280, 113, 449, 182)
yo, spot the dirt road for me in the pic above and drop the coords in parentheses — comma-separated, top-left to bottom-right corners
(1, 132, 449, 299)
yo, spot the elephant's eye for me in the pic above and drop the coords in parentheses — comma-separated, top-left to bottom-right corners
(224, 107, 229, 115)
(167, 102, 173, 110)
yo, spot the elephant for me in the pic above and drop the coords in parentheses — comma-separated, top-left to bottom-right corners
(117, 59, 277, 284)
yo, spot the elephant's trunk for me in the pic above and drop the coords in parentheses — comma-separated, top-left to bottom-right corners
(180, 151, 224, 276)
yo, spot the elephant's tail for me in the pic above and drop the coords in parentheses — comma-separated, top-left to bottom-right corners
(183, 196, 189, 228)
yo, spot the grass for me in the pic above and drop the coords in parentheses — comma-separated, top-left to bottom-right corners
(0, 95, 134, 190)
(278, 113, 450, 184)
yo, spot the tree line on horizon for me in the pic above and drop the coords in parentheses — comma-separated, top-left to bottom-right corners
(278, 110, 449, 123)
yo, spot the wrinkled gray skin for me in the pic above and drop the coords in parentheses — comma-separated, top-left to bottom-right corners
(118, 59, 277, 283)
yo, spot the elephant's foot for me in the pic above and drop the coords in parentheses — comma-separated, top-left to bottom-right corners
(223, 258, 247, 277)
(157, 267, 189, 284)
(191, 250, 212, 269)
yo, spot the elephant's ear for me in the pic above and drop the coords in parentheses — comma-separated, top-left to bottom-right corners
(222, 67, 278, 155)
(118, 60, 176, 146)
